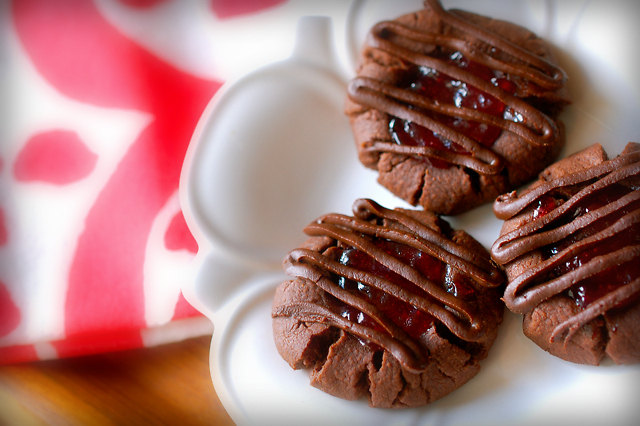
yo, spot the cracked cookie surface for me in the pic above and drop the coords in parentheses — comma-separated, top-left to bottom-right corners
(272, 199, 504, 408)
(345, 0, 569, 215)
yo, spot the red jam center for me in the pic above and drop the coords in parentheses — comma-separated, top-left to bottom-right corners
(335, 239, 473, 340)
(566, 254, 639, 309)
(535, 185, 640, 308)
(389, 51, 517, 169)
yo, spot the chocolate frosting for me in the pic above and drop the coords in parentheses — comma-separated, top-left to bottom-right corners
(347, 0, 566, 174)
(273, 199, 503, 372)
(491, 143, 640, 344)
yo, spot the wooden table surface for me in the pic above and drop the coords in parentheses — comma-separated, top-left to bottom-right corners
(0, 336, 234, 425)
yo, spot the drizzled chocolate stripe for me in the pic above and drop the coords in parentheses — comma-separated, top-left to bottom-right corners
(425, 0, 564, 89)
(551, 276, 640, 344)
(353, 199, 501, 285)
(274, 301, 428, 372)
(302, 221, 480, 335)
(347, 0, 565, 173)
(493, 148, 640, 220)
(491, 143, 640, 345)
(493, 173, 640, 264)
(504, 217, 640, 313)
(275, 199, 503, 372)
(350, 77, 503, 174)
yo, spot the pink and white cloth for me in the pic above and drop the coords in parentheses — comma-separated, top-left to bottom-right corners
(0, 0, 308, 364)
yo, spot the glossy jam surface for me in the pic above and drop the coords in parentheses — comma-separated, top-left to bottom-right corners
(389, 51, 517, 168)
(532, 195, 559, 219)
(566, 255, 640, 309)
(535, 185, 640, 308)
(335, 239, 474, 340)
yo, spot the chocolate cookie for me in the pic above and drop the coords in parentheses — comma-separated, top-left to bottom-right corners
(345, 0, 569, 215)
(272, 199, 504, 408)
(491, 143, 640, 365)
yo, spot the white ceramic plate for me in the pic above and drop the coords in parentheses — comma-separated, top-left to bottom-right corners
(180, 1, 640, 424)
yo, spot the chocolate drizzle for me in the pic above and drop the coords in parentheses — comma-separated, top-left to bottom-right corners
(347, 0, 566, 173)
(491, 143, 640, 344)
(273, 199, 503, 372)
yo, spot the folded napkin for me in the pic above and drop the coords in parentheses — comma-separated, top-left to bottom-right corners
(0, 0, 306, 363)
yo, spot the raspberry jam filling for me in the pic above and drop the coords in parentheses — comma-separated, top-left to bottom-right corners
(566, 252, 640, 309)
(532, 195, 559, 219)
(534, 185, 640, 308)
(334, 239, 474, 340)
(389, 51, 517, 169)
